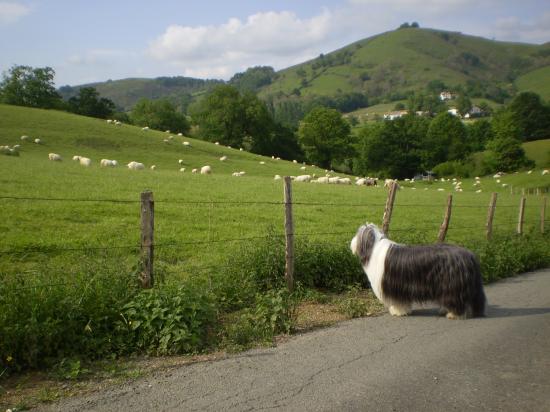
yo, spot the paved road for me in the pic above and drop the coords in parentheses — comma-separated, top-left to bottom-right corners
(38, 269, 550, 412)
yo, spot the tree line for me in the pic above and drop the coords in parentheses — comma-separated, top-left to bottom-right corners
(2, 64, 549, 178)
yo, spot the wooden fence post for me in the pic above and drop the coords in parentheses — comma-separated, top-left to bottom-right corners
(438, 194, 453, 243)
(541, 197, 547, 234)
(517, 196, 526, 235)
(283, 177, 294, 293)
(140, 190, 154, 288)
(382, 181, 398, 235)
(486, 192, 498, 241)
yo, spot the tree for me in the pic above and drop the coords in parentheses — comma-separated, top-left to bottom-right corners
(483, 137, 534, 172)
(422, 112, 468, 168)
(131, 98, 190, 134)
(67, 87, 115, 119)
(466, 119, 493, 152)
(355, 115, 425, 178)
(298, 107, 352, 168)
(189, 85, 276, 153)
(456, 94, 472, 116)
(507, 92, 550, 141)
(0, 65, 62, 109)
(491, 109, 522, 141)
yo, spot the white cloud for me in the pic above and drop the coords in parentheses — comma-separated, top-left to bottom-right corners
(0, 1, 31, 24)
(493, 12, 550, 43)
(148, 10, 337, 79)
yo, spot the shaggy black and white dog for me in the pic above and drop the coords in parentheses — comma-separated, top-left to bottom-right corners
(350, 223, 486, 319)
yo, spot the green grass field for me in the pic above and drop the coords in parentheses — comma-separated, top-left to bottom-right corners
(1, 104, 548, 278)
(1, 104, 549, 374)
(515, 66, 550, 102)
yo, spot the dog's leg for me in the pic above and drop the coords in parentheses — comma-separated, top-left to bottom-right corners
(389, 303, 412, 316)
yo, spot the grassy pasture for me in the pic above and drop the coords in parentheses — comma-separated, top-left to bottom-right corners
(1, 104, 548, 281)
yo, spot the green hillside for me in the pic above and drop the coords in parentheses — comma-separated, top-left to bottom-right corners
(58, 77, 224, 111)
(260, 27, 550, 103)
(60, 28, 550, 113)
(515, 65, 550, 101)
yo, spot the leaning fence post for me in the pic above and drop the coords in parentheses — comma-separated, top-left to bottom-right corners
(438, 194, 453, 243)
(541, 197, 547, 234)
(140, 190, 154, 288)
(382, 181, 398, 235)
(283, 177, 294, 292)
(486, 192, 497, 240)
(517, 196, 526, 235)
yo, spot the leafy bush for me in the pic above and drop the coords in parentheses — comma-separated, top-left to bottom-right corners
(432, 159, 474, 177)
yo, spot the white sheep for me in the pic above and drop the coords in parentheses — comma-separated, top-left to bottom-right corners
(232, 171, 246, 177)
(100, 159, 117, 167)
(294, 175, 312, 183)
(150, 165, 156, 170)
(142, 126, 149, 131)
(200, 165, 212, 174)
(1, 145, 18, 156)
(163, 139, 170, 143)
(527, 170, 533, 175)
(127, 161, 144, 170)
(13, 144, 20, 150)
(219, 156, 227, 162)
(274, 175, 282, 180)
(115, 121, 122, 126)
(259, 161, 265, 165)
(337, 177, 351, 185)
(239, 148, 243, 151)
(300, 166, 307, 170)
(79, 157, 92, 167)
(177, 133, 183, 136)
(328, 177, 340, 184)
(107, 119, 113, 124)
(48, 153, 62, 161)
(542, 169, 549, 176)
(356, 178, 367, 186)
(476, 189, 482, 193)
(316, 176, 330, 184)
(178, 159, 184, 164)
(192, 168, 198, 173)
(180, 168, 186, 172)
(214, 142, 219, 145)
(34, 138, 41, 144)
(165, 130, 170, 133)
(21, 135, 30, 141)
(72, 155, 81, 161)
(183, 141, 191, 146)
(292, 160, 297, 164)
(437, 188, 445, 192)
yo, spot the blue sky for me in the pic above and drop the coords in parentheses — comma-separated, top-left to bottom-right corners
(1, 0, 549, 86)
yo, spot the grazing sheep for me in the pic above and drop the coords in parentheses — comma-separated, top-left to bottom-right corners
(178, 159, 184, 164)
(21, 135, 30, 141)
(192, 168, 198, 173)
(274, 175, 282, 180)
(215, 142, 219, 145)
(48, 153, 62, 161)
(356, 178, 367, 186)
(200, 165, 212, 174)
(496, 179, 501, 183)
(72, 155, 81, 161)
(102, 159, 118, 167)
(1, 145, 19, 156)
(300, 166, 306, 170)
(163, 139, 170, 143)
(328, 177, 341, 184)
(180, 168, 186, 172)
(178, 133, 183, 136)
(232, 171, 246, 177)
(292, 160, 297, 164)
(13, 144, 20, 150)
(294, 175, 312, 183)
(79, 157, 92, 167)
(276, 157, 281, 160)
(183, 141, 191, 146)
(107, 119, 113, 124)
(384, 179, 399, 189)
(476, 189, 482, 193)
(365, 178, 377, 186)
(165, 130, 170, 133)
(34, 138, 41, 144)
(239, 148, 243, 151)
(527, 170, 533, 175)
(542, 169, 549, 176)
(127, 161, 144, 170)
(316, 176, 330, 184)
(142, 126, 149, 131)
(437, 188, 445, 192)
(219, 156, 227, 162)
(259, 161, 265, 165)
(150, 165, 156, 170)
(337, 177, 352, 185)
(502, 183, 508, 188)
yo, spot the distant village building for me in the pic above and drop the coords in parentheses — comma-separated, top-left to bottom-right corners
(383, 110, 408, 120)
(447, 107, 459, 116)
(439, 91, 454, 101)
(464, 106, 483, 119)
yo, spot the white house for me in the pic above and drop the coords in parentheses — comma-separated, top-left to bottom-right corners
(439, 91, 454, 101)
(383, 110, 408, 120)
(447, 107, 459, 116)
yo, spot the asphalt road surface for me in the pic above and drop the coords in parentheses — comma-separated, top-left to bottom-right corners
(37, 269, 550, 412)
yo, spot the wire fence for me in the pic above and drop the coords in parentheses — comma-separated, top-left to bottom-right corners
(1, 183, 548, 291)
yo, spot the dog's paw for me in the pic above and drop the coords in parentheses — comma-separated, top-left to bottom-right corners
(389, 305, 411, 316)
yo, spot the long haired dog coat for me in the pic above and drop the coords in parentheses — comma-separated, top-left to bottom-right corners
(350, 224, 486, 319)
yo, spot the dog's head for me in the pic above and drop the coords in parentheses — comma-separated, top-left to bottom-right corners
(350, 223, 383, 265)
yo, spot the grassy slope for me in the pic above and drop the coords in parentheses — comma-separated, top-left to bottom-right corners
(1, 105, 548, 277)
(515, 66, 550, 101)
(523, 139, 550, 168)
(260, 28, 549, 100)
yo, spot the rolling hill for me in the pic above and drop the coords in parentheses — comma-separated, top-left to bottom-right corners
(59, 28, 550, 113)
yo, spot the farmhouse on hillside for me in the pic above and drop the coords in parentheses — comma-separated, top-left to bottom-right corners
(439, 91, 455, 101)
